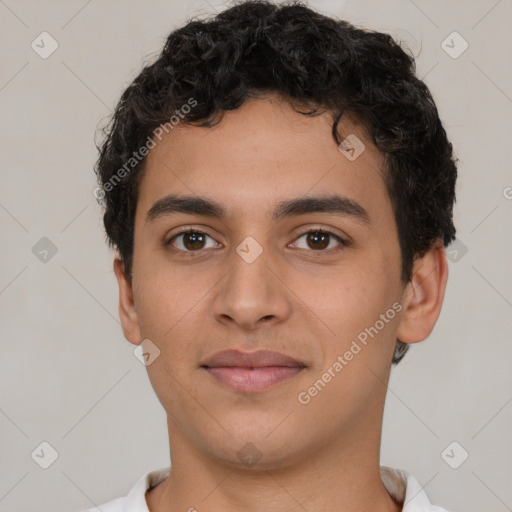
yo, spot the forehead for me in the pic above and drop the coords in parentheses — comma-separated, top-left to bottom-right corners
(136, 95, 389, 224)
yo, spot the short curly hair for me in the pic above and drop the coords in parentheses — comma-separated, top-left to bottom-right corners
(94, 0, 457, 364)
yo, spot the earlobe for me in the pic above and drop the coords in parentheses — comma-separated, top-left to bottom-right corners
(396, 243, 449, 344)
(113, 255, 142, 345)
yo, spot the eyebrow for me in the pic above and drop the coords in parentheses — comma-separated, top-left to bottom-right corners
(145, 194, 370, 225)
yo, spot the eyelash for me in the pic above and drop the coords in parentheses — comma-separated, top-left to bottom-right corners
(165, 227, 348, 256)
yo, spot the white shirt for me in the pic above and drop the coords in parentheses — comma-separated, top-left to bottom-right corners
(83, 466, 450, 512)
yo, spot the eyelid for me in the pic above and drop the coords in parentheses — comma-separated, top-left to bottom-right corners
(290, 224, 349, 243)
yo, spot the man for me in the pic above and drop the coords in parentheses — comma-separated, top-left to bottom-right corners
(88, 1, 457, 510)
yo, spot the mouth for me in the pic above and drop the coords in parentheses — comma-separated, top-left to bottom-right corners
(200, 349, 307, 393)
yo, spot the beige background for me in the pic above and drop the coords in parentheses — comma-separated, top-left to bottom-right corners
(1, 1, 511, 511)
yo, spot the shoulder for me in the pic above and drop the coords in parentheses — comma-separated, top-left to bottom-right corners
(381, 466, 452, 512)
(78, 466, 171, 512)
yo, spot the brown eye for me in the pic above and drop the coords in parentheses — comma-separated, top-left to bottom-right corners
(293, 230, 346, 251)
(306, 231, 330, 250)
(182, 232, 206, 250)
(167, 230, 217, 251)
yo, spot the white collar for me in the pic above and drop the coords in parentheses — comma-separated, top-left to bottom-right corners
(380, 466, 447, 511)
(116, 465, 448, 512)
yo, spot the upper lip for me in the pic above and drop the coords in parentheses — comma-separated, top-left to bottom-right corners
(200, 349, 306, 368)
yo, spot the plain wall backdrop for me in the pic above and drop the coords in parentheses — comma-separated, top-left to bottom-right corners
(1, 1, 511, 511)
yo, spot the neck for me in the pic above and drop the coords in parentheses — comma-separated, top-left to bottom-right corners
(146, 406, 401, 512)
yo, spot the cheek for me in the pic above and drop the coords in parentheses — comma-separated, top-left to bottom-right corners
(133, 256, 208, 340)
(295, 259, 401, 380)
(293, 280, 398, 428)
(293, 264, 390, 336)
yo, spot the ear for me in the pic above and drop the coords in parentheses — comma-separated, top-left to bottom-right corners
(113, 254, 142, 345)
(396, 242, 449, 344)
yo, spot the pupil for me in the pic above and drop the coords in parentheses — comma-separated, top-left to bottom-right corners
(184, 232, 204, 250)
(308, 232, 329, 250)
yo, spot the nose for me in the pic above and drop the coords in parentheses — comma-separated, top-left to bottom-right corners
(212, 245, 293, 331)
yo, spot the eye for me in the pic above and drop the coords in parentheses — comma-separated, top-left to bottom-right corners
(165, 227, 348, 255)
(166, 229, 219, 252)
(291, 230, 347, 252)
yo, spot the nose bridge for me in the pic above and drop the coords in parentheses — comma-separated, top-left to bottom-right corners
(212, 239, 291, 329)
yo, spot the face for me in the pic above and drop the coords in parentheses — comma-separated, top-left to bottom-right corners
(116, 93, 417, 469)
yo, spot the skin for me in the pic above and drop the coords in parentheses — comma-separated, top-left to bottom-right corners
(113, 92, 448, 512)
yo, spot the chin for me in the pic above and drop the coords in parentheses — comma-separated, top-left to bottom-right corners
(197, 422, 313, 471)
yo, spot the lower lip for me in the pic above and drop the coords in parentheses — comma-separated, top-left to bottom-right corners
(204, 366, 304, 392)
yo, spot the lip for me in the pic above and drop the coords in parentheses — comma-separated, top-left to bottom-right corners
(200, 349, 306, 393)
